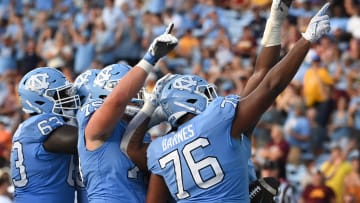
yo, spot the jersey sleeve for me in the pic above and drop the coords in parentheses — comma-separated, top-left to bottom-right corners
(146, 138, 163, 175)
(76, 99, 103, 126)
(20, 114, 66, 143)
(16, 114, 67, 160)
(200, 95, 239, 127)
(196, 95, 240, 144)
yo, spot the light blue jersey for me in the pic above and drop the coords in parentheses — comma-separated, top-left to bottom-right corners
(10, 113, 75, 203)
(77, 99, 147, 203)
(147, 95, 251, 203)
(65, 119, 89, 203)
(70, 154, 88, 203)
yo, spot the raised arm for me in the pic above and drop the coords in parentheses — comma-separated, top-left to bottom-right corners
(85, 24, 178, 149)
(121, 74, 174, 171)
(231, 3, 331, 137)
(242, 0, 291, 97)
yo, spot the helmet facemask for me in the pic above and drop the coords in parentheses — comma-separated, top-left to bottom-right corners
(45, 83, 81, 118)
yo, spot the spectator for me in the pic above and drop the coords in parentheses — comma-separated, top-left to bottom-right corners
(114, 11, 143, 66)
(344, 150, 360, 203)
(0, 170, 12, 203)
(286, 147, 308, 199)
(0, 34, 17, 75)
(254, 104, 285, 147)
(260, 124, 290, 179)
(73, 1, 92, 32)
(233, 25, 257, 67)
(68, 20, 95, 75)
(284, 99, 311, 155)
(321, 143, 352, 203)
(328, 96, 351, 142)
(346, 2, 360, 39)
(300, 170, 336, 203)
(303, 53, 334, 127)
(306, 107, 328, 156)
(348, 85, 360, 132)
(102, 0, 125, 31)
(92, 17, 115, 66)
(18, 39, 41, 75)
(0, 121, 11, 156)
(0, 78, 21, 121)
(248, 6, 267, 40)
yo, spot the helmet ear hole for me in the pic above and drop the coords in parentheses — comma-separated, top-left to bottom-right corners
(187, 99, 197, 104)
(35, 101, 45, 105)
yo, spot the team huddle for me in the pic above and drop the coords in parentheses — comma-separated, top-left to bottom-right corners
(9, 0, 331, 202)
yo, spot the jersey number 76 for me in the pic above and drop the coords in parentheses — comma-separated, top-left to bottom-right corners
(158, 137, 224, 199)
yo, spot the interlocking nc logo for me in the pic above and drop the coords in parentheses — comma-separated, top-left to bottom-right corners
(93, 67, 112, 88)
(26, 73, 50, 93)
(74, 70, 92, 88)
(172, 76, 197, 91)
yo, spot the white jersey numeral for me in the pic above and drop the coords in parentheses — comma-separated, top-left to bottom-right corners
(37, 116, 63, 135)
(12, 141, 28, 187)
(128, 166, 140, 179)
(158, 137, 224, 199)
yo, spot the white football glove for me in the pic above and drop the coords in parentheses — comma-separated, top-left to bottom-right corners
(301, 2, 331, 43)
(269, 0, 292, 23)
(143, 23, 178, 65)
(142, 74, 176, 116)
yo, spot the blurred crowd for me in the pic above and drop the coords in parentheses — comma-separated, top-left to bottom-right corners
(0, 0, 360, 202)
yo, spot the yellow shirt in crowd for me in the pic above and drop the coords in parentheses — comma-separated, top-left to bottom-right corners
(321, 161, 352, 203)
(303, 66, 334, 106)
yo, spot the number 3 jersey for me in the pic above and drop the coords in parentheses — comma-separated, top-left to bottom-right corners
(10, 113, 74, 203)
(77, 99, 147, 203)
(147, 95, 251, 203)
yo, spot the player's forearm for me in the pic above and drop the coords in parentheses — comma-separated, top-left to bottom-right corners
(86, 67, 148, 140)
(264, 38, 310, 97)
(121, 110, 151, 171)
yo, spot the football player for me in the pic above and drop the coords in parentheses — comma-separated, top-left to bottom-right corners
(76, 24, 177, 202)
(124, 2, 331, 203)
(70, 68, 101, 203)
(11, 67, 81, 203)
(124, 0, 293, 200)
(74, 69, 101, 106)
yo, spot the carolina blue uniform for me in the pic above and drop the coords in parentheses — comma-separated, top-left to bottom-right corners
(69, 154, 88, 203)
(147, 95, 251, 203)
(77, 99, 147, 203)
(10, 113, 75, 203)
(64, 119, 89, 203)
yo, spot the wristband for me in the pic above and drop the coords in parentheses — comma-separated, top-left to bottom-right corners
(136, 59, 154, 74)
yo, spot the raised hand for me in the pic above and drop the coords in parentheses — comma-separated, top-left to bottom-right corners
(143, 23, 178, 65)
(269, 0, 292, 23)
(301, 2, 331, 43)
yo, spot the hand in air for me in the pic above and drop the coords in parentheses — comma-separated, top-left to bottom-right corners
(143, 23, 178, 65)
(302, 2, 331, 43)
